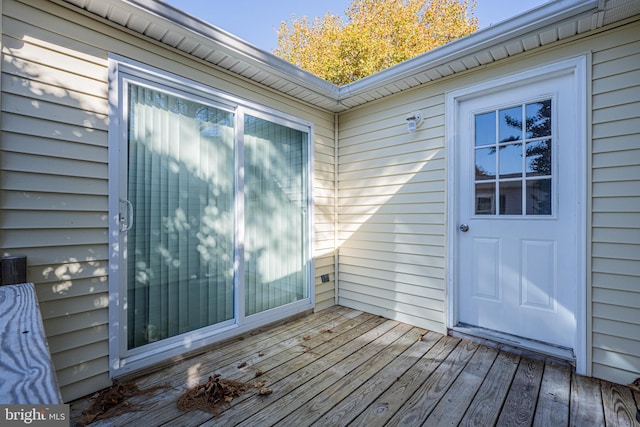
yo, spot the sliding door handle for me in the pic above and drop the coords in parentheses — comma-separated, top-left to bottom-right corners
(120, 199, 134, 232)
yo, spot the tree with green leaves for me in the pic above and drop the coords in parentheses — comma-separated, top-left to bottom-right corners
(275, 0, 478, 85)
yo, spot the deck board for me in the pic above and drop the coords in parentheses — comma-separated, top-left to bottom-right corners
(386, 340, 479, 425)
(458, 351, 520, 427)
(496, 357, 544, 426)
(633, 388, 640, 424)
(69, 307, 639, 427)
(349, 335, 461, 427)
(532, 363, 571, 426)
(176, 310, 386, 426)
(275, 326, 427, 426)
(426, 344, 499, 426)
(601, 381, 638, 426)
(312, 330, 442, 427)
(212, 319, 401, 426)
(570, 374, 604, 426)
(239, 322, 415, 427)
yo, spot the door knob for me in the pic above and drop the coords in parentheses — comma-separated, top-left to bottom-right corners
(459, 224, 469, 232)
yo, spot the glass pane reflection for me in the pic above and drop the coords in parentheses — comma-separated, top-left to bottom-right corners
(472, 100, 553, 217)
(475, 112, 496, 146)
(499, 143, 523, 178)
(475, 147, 497, 180)
(526, 140, 551, 176)
(526, 179, 552, 215)
(499, 180, 523, 215)
(526, 100, 551, 138)
(475, 182, 496, 215)
(499, 106, 522, 142)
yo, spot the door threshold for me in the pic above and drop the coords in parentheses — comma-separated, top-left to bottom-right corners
(450, 323, 575, 369)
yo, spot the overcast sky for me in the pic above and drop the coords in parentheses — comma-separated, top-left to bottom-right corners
(161, 0, 551, 52)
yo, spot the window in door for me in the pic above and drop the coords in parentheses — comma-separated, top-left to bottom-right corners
(474, 99, 552, 216)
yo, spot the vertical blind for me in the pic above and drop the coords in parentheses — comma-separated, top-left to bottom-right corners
(127, 84, 235, 349)
(126, 84, 310, 350)
(244, 115, 309, 316)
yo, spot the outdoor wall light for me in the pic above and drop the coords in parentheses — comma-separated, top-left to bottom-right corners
(406, 111, 423, 133)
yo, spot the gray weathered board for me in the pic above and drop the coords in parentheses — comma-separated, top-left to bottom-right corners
(70, 305, 640, 426)
(0, 282, 62, 404)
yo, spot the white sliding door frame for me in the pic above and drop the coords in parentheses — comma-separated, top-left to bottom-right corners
(107, 54, 314, 377)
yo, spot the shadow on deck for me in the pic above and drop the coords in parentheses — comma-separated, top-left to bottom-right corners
(70, 306, 640, 426)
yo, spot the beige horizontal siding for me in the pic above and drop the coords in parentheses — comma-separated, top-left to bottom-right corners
(1, 7, 111, 403)
(590, 21, 640, 386)
(313, 255, 335, 311)
(35, 273, 109, 304)
(337, 90, 447, 333)
(2, 133, 107, 164)
(1, 0, 335, 401)
(336, 18, 640, 386)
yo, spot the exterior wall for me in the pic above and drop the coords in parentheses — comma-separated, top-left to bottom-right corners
(337, 92, 447, 334)
(337, 19, 640, 385)
(0, 0, 336, 401)
(590, 22, 640, 385)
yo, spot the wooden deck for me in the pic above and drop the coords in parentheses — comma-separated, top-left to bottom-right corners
(70, 306, 640, 426)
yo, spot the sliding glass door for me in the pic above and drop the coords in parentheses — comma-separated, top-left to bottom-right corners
(244, 115, 309, 316)
(126, 84, 236, 348)
(109, 61, 312, 374)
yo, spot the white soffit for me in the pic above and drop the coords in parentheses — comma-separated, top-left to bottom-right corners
(60, 0, 639, 113)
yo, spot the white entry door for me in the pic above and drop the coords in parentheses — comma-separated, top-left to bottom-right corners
(454, 67, 583, 354)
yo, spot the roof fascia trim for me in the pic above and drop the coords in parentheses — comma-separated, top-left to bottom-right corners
(338, 0, 599, 99)
(62, 0, 608, 112)
(124, 0, 340, 97)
